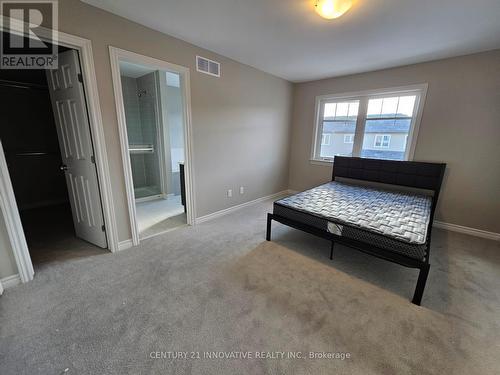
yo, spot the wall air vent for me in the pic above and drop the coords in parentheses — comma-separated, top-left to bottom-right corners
(196, 56, 220, 77)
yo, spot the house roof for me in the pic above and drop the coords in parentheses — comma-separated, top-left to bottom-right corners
(361, 150, 405, 160)
(323, 119, 411, 134)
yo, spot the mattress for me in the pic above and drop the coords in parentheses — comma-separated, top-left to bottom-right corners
(273, 181, 433, 259)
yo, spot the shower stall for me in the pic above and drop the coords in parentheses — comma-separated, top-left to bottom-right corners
(121, 71, 163, 200)
(120, 63, 185, 211)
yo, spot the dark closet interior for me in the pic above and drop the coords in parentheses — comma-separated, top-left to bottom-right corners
(0, 68, 69, 211)
(0, 38, 105, 265)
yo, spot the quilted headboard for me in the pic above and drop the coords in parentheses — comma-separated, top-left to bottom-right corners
(333, 156, 446, 194)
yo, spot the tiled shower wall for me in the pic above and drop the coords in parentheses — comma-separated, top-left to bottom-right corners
(121, 73, 162, 197)
(121, 76, 146, 188)
(137, 73, 161, 196)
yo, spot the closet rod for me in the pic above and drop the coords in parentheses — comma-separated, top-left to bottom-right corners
(0, 79, 48, 90)
(12, 152, 58, 157)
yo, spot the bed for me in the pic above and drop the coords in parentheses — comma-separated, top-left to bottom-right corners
(266, 156, 446, 305)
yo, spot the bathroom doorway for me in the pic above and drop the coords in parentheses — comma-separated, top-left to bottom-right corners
(110, 48, 194, 244)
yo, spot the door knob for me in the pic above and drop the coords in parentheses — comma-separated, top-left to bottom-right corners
(60, 164, 68, 171)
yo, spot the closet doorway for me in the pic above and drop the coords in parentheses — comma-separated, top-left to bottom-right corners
(0, 35, 110, 269)
(110, 47, 195, 244)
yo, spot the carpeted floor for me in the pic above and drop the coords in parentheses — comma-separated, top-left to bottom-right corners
(1, 200, 499, 374)
(140, 213, 187, 239)
(20, 204, 107, 266)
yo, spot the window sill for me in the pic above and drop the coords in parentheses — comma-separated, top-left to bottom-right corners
(310, 159, 333, 166)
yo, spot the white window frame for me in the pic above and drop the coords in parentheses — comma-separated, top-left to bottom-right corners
(344, 134, 354, 144)
(310, 84, 428, 165)
(374, 134, 391, 148)
(321, 133, 332, 145)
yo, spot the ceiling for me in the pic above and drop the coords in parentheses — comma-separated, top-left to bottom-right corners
(83, 0, 500, 82)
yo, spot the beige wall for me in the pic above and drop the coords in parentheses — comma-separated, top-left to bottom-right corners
(57, 0, 292, 238)
(1, 2, 498, 280)
(0, 0, 293, 278)
(289, 49, 500, 233)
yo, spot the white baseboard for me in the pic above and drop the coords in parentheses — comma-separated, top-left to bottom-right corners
(1, 274, 21, 290)
(120, 190, 499, 245)
(287, 190, 499, 242)
(434, 221, 500, 241)
(117, 190, 292, 246)
(117, 239, 134, 251)
(195, 190, 292, 224)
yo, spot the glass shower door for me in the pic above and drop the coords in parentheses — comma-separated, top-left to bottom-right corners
(120, 70, 163, 200)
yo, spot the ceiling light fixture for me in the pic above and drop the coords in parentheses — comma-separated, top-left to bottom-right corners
(315, 0, 353, 19)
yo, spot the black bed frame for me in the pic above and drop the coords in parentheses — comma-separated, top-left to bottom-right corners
(266, 156, 446, 305)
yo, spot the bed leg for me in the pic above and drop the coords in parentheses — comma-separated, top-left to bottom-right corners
(266, 213, 273, 241)
(330, 241, 334, 260)
(412, 263, 430, 306)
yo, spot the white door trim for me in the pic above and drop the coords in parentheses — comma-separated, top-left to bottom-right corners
(109, 46, 196, 246)
(0, 17, 120, 283)
(0, 141, 34, 283)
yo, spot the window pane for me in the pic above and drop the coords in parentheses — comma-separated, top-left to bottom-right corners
(348, 102, 359, 117)
(319, 100, 359, 159)
(367, 98, 382, 118)
(344, 134, 354, 143)
(381, 97, 398, 117)
(396, 96, 416, 117)
(324, 103, 336, 118)
(367, 95, 416, 119)
(362, 94, 417, 160)
(323, 101, 358, 121)
(321, 134, 331, 145)
(361, 118, 411, 161)
(335, 102, 349, 117)
(364, 118, 411, 133)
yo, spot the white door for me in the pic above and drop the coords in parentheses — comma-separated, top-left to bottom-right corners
(46, 50, 107, 248)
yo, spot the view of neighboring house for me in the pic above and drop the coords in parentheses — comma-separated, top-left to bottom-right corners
(320, 116, 411, 161)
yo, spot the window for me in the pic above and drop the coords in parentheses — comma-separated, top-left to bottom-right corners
(361, 95, 416, 160)
(344, 134, 354, 144)
(312, 85, 426, 163)
(321, 134, 332, 145)
(315, 100, 360, 159)
(374, 134, 391, 148)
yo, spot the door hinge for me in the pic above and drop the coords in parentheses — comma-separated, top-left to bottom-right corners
(101, 224, 105, 232)
(91, 155, 95, 163)
(77, 73, 83, 83)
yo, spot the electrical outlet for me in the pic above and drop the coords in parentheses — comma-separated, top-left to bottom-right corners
(227, 189, 233, 198)
(239, 186, 244, 195)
